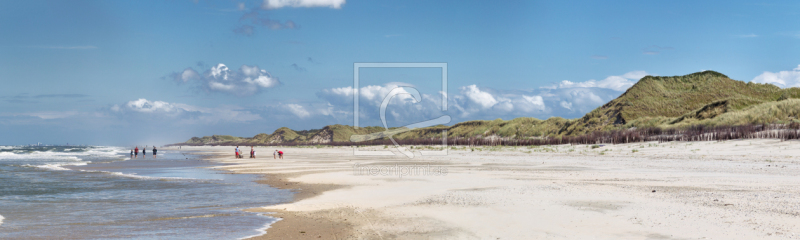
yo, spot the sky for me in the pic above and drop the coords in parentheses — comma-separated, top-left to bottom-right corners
(1, 0, 800, 146)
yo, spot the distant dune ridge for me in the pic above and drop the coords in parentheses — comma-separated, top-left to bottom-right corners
(178, 71, 800, 146)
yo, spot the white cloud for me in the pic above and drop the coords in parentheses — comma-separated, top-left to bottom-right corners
(560, 101, 573, 110)
(262, 0, 345, 9)
(309, 70, 661, 126)
(318, 83, 547, 124)
(461, 85, 497, 109)
(123, 99, 178, 113)
(751, 65, 800, 88)
(170, 63, 281, 96)
(545, 71, 648, 91)
(111, 99, 261, 124)
(286, 104, 311, 118)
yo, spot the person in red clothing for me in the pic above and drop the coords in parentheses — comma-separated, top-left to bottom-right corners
(278, 150, 283, 159)
(134, 146, 139, 158)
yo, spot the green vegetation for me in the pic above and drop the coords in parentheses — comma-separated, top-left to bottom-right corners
(179, 71, 800, 146)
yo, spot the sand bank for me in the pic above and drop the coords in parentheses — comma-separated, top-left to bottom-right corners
(189, 139, 800, 239)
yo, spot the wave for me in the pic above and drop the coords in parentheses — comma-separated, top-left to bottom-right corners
(0, 214, 4, 226)
(0, 152, 83, 161)
(22, 162, 89, 171)
(238, 214, 281, 240)
(0, 146, 128, 162)
(78, 169, 202, 181)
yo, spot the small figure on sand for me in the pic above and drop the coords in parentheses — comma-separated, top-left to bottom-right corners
(250, 146, 255, 159)
(235, 146, 240, 159)
(273, 149, 277, 159)
(135, 146, 139, 158)
(130, 149, 133, 158)
(279, 150, 283, 159)
(153, 146, 157, 159)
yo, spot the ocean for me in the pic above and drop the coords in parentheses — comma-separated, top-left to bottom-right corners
(0, 145, 292, 239)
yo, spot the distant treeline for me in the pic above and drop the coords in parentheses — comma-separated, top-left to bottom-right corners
(169, 123, 800, 147)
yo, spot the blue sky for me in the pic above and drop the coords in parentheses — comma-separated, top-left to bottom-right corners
(1, 0, 800, 146)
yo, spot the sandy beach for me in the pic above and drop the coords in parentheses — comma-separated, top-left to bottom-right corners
(188, 139, 800, 239)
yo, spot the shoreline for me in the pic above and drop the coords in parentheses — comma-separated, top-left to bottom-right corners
(244, 173, 353, 239)
(197, 140, 800, 239)
(199, 148, 356, 239)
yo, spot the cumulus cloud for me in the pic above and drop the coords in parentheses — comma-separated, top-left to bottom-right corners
(169, 63, 281, 96)
(286, 104, 311, 118)
(261, 0, 345, 9)
(452, 85, 546, 118)
(232, 0, 342, 37)
(110, 98, 261, 124)
(300, 70, 650, 127)
(543, 71, 648, 92)
(533, 71, 648, 115)
(316, 83, 547, 126)
(751, 65, 800, 88)
(314, 71, 647, 125)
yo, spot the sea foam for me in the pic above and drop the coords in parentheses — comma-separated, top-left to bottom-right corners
(238, 214, 281, 240)
(21, 161, 89, 171)
(78, 169, 204, 181)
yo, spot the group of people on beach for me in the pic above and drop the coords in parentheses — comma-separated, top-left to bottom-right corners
(234, 146, 283, 159)
(130, 146, 157, 159)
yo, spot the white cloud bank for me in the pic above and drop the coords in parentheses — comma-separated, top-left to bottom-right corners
(171, 63, 281, 96)
(751, 65, 800, 88)
(316, 83, 547, 126)
(543, 71, 648, 91)
(262, 0, 345, 9)
(311, 70, 649, 126)
(454, 85, 545, 117)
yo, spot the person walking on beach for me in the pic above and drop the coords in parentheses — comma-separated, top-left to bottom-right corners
(152, 146, 157, 159)
(130, 149, 133, 158)
(249, 147, 254, 158)
(278, 150, 283, 159)
(135, 146, 139, 158)
(235, 146, 240, 159)
(273, 150, 278, 159)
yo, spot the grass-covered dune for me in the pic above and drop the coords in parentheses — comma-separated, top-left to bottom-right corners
(177, 71, 800, 146)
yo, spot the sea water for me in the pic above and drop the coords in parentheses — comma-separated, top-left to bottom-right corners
(0, 146, 292, 239)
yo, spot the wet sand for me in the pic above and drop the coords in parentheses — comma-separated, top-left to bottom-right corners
(188, 139, 800, 239)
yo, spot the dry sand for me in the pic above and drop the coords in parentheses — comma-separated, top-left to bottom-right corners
(185, 139, 800, 239)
